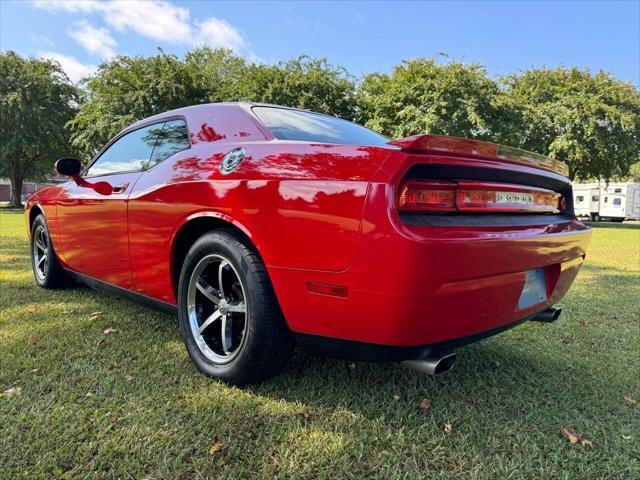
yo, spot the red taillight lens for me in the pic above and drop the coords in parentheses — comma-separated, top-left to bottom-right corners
(398, 181, 456, 212)
(397, 180, 563, 214)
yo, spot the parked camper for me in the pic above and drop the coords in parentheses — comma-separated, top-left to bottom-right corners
(573, 184, 601, 221)
(599, 183, 640, 221)
(572, 182, 640, 222)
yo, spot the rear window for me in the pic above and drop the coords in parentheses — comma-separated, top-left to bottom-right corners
(576, 196, 584, 202)
(613, 198, 622, 206)
(253, 107, 389, 147)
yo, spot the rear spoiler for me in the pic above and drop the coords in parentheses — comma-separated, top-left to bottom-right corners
(388, 134, 569, 177)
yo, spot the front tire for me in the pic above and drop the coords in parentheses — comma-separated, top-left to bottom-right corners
(30, 214, 73, 289)
(177, 230, 294, 385)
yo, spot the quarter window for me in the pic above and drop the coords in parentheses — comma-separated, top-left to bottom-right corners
(86, 123, 164, 177)
(150, 119, 190, 166)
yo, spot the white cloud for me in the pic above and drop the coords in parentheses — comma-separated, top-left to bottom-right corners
(40, 51, 97, 82)
(102, 0, 192, 42)
(31, 0, 101, 13)
(194, 18, 245, 52)
(69, 23, 117, 58)
(32, 0, 249, 53)
(33, 0, 193, 43)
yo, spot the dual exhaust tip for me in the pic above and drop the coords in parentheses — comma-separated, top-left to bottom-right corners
(402, 306, 562, 376)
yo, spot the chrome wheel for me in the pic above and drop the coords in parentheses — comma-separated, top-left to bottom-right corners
(187, 254, 248, 364)
(33, 225, 49, 281)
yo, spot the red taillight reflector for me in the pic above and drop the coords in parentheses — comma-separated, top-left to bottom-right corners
(306, 282, 349, 298)
(398, 181, 456, 212)
(397, 180, 563, 214)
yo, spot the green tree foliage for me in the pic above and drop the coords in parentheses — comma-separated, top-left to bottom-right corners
(496, 67, 640, 180)
(0, 51, 79, 208)
(244, 56, 358, 119)
(625, 162, 640, 182)
(68, 49, 209, 156)
(358, 58, 500, 139)
(68, 51, 358, 156)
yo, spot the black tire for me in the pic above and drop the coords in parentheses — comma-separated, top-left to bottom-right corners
(177, 230, 294, 385)
(30, 214, 73, 289)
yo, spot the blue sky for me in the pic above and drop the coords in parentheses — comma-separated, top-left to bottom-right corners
(1, 0, 638, 84)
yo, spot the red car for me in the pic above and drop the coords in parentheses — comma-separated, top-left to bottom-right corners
(26, 103, 591, 384)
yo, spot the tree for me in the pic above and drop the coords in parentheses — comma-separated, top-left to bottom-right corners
(244, 56, 359, 120)
(496, 67, 640, 181)
(67, 51, 359, 155)
(0, 51, 79, 208)
(184, 47, 250, 102)
(68, 49, 211, 156)
(358, 58, 501, 139)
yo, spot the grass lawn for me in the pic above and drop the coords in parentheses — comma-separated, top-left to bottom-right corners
(1, 209, 638, 479)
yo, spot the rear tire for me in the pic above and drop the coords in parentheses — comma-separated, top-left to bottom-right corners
(30, 214, 73, 289)
(177, 230, 294, 385)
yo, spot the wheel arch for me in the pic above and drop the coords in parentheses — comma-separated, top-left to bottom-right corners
(169, 212, 264, 299)
(27, 204, 44, 234)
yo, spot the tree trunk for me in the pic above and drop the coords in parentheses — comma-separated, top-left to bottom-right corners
(9, 168, 24, 209)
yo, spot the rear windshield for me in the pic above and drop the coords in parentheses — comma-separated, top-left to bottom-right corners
(253, 107, 389, 147)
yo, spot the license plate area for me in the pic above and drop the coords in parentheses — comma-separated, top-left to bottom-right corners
(518, 268, 547, 310)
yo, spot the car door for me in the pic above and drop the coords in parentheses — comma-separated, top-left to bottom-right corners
(56, 122, 165, 289)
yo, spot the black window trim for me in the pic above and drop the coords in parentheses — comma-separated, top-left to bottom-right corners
(82, 115, 191, 179)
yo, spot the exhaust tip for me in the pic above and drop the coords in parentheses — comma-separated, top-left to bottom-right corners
(402, 352, 457, 376)
(531, 306, 562, 323)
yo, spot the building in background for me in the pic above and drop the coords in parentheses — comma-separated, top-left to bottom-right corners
(0, 176, 66, 204)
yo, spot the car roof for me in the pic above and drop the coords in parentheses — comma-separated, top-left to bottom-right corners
(125, 102, 326, 132)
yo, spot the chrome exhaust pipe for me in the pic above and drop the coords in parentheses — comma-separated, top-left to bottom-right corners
(402, 352, 457, 376)
(531, 306, 562, 323)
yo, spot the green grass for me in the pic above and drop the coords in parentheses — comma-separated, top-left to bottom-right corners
(1, 210, 638, 479)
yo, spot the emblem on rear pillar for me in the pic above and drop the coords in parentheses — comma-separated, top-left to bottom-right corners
(220, 147, 246, 175)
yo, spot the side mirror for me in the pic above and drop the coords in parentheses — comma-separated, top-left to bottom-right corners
(55, 157, 82, 177)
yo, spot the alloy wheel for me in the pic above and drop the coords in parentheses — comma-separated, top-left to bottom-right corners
(186, 254, 248, 364)
(33, 225, 49, 281)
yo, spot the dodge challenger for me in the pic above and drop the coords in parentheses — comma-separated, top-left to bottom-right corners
(25, 103, 591, 385)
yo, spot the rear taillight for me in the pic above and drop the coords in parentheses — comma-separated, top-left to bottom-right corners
(397, 180, 564, 214)
(398, 181, 456, 212)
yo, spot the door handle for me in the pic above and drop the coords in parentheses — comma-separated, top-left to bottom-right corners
(112, 183, 129, 194)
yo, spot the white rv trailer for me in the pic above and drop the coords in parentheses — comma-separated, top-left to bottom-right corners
(572, 182, 640, 221)
(572, 183, 601, 221)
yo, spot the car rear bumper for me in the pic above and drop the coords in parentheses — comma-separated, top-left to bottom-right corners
(293, 310, 537, 362)
(268, 195, 591, 353)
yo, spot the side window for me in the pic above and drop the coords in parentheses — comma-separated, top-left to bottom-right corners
(614, 188, 622, 193)
(576, 196, 584, 202)
(149, 119, 190, 167)
(86, 123, 164, 177)
(604, 197, 608, 203)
